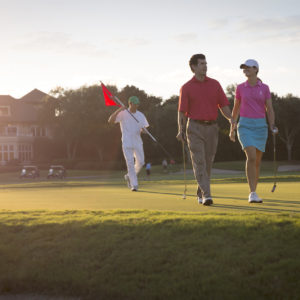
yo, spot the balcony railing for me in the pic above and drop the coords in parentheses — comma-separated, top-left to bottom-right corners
(0, 133, 35, 137)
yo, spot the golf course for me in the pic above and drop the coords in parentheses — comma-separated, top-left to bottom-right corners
(0, 161, 299, 299)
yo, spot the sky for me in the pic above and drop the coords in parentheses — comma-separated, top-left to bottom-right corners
(0, 0, 299, 100)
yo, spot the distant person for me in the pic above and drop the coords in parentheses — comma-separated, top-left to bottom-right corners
(145, 162, 151, 179)
(230, 59, 278, 203)
(169, 159, 175, 172)
(177, 53, 233, 206)
(162, 158, 168, 172)
(108, 96, 149, 191)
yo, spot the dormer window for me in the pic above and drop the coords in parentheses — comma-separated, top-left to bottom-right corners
(0, 106, 10, 116)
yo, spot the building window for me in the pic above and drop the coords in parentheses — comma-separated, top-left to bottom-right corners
(0, 106, 10, 116)
(7, 127, 17, 136)
(31, 127, 36, 136)
(0, 144, 14, 162)
(30, 127, 47, 137)
(41, 127, 46, 137)
(18, 144, 32, 162)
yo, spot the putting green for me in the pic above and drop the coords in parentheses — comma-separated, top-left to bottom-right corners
(0, 180, 299, 214)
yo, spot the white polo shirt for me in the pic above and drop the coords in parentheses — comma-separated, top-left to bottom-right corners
(115, 110, 149, 148)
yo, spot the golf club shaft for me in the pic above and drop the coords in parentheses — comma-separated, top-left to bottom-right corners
(142, 127, 157, 142)
(111, 95, 140, 123)
(143, 127, 173, 159)
(182, 139, 187, 196)
(272, 133, 277, 192)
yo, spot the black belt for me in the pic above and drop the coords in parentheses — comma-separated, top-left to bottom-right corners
(190, 119, 217, 125)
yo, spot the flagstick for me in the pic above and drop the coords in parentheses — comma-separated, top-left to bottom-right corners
(101, 81, 172, 158)
(109, 93, 159, 143)
(111, 94, 174, 158)
(111, 91, 172, 157)
(111, 95, 140, 124)
(141, 127, 157, 142)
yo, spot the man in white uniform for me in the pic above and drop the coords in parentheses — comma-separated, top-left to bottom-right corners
(108, 96, 149, 191)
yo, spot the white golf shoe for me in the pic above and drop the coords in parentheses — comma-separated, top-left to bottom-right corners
(131, 186, 138, 192)
(248, 192, 263, 203)
(203, 197, 213, 206)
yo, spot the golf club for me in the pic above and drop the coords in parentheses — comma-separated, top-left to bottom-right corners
(182, 138, 187, 199)
(271, 128, 278, 192)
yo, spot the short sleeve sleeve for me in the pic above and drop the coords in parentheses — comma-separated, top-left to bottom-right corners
(264, 84, 271, 100)
(235, 85, 241, 102)
(115, 110, 124, 123)
(178, 85, 189, 112)
(217, 82, 229, 108)
(141, 113, 149, 128)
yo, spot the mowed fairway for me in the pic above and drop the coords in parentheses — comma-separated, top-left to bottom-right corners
(0, 179, 299, 214)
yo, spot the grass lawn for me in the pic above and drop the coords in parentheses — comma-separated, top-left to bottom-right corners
(0, 166, 299, 299)
(0, 180, 299, 214)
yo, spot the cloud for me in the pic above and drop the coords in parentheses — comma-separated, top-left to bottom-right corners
(108, 37, 149, 47)
(173, 33, 198, 43)
(237, 15, 300, 43)
(209, 66, 239, 81)
(14, 31, 110, 57)
(207, 15, 300, 43)
(208, 19, 230, 30)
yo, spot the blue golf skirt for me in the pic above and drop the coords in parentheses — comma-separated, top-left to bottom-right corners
(237, 117, 268, 152)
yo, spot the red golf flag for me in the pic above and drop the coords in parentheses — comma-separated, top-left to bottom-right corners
(101, 83, 120, 106)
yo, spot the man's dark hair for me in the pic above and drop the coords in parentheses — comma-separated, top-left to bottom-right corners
(189, 54, 206, 72)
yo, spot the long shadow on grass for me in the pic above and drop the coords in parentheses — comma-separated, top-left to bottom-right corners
(263, 199, 300, 205)
(140, 191, 300, 212)
(212, 175, 300, 184)
(213, 203, 300, 213)
(215, 195, 300, 206)
(0, 181, 122, 190)
(139, 191, 265, 203)
(262, 201, 300, 210)
(138, 189, 188, 197)
(0, 212, 300, 299)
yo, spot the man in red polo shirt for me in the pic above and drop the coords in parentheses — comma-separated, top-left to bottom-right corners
(177, 53, 233, 206)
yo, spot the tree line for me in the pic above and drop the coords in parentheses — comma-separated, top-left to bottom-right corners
(35, 84, 300, 169)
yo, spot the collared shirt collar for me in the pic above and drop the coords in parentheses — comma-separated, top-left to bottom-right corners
(244, 80, 262, 87)
(192, 75, 209, 83)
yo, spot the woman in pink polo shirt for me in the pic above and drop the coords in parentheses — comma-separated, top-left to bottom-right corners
(230, 59, 278, 203)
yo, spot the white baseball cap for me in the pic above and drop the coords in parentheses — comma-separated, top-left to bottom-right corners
(240, 59, 259, 70)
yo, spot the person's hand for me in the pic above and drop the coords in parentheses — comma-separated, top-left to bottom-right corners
(176, 131, 184, 142)
(230, 119, 237, 130)
(271, 125, 279, 135)
(229, 128, 236, 142)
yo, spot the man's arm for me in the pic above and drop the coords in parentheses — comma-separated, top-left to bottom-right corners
(108, 107, 125, 125)
(176, 111, 187, 142)
(219, 105, 233, 124)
